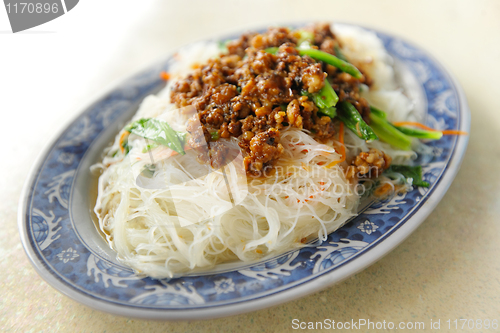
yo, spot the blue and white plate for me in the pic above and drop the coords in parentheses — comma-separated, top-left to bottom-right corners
(19, 23, 470, 320)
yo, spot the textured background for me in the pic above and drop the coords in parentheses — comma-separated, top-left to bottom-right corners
(1, 0, 499, 331)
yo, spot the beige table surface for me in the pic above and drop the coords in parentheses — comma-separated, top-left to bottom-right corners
(1, 0, 500, 331)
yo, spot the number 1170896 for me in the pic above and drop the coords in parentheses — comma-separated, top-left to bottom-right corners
(6, 2, 59, 14)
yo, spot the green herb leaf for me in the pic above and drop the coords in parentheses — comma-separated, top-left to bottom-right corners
(313, 79, 339, 109)
(301, 79, 339, 114)
(125, 118, 186, 155)
(121, 136, 130, 155)
(210, 131, 220, 141)
(318, 106, 336, 118)
(142, 142, 160, 153)
(385, 165, 430, 187)
(297, 48, 363, 79)
(264, 47, 279, 55)
(369, 106, 442, 141)
(393, 125, 443, 140)
(296, 30, 315, 48)
(218, 40, 231, 53)
(369, 106, 387, 119)
(369, 112, 413, 150)
(337, 102, 378, 142)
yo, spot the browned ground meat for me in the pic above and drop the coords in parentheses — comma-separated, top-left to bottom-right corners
(171, 24, 371, 174)
(346, 148, 392, 180)
(245, 128, 284, 173)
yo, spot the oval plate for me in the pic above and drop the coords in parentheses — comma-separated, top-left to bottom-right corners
(19, 23, 470, 320)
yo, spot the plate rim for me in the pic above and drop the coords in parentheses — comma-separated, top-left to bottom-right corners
(18, 22, 470, 320)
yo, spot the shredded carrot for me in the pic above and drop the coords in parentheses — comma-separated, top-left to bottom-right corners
(393, 121, 434, 131)
(118, 131, 129, 153)
(392, 121, 468, 135)
(255, 249, 263, 254)
(325, 122, 345, 169)
(441, 130, 469, 135)
(160, 71, 170, 81)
